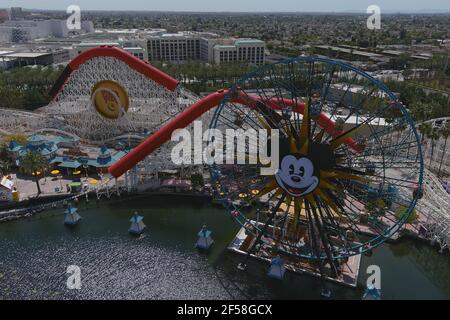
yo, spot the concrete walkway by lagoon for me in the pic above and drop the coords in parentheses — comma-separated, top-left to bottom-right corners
(7, 173, 113, 201)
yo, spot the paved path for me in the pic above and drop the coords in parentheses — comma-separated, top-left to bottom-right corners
(8, 173, 104, 201)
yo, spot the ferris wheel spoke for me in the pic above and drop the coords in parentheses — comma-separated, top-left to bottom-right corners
(227, 101, 261, 129)
(254, 78, 299, 135)
(265, 77, 304, 136)
(305, 201, 320, 259)
(322, 72, 359, 128)
(319, 202, 353, 256)
(254, 101, 287, 134)
(216, 114, 266, 152)
(310, 64, 338, 137)
(362, 168, 418, 185)
(306, 60, 316, 98)
(235, 88, 280, 133)
(244, 193, 287, 260)
(324, 189, 382, 239)
(327, 103, 393, 149)
(363, 121, 409, 146)
(308, 200, 339, 273)
(211, 56, 423, 266)
(321, 64, 337, 100)
(287, 62, 305, 134)
(338, 183, 411, 230)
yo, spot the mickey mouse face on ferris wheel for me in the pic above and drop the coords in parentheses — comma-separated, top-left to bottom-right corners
(275, 155, 320, 198)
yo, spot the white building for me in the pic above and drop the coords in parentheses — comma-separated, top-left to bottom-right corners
(213, 39, 265, 65)
(0, 19, 94, 43)
(0, 50, 15, 69)
(8, 7, 24, 21)
(147, 32, 207, 62)
(0, 49, 70, 69)
(146, 31, 265, 65)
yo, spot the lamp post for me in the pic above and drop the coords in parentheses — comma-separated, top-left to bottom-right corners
(83, 165, 88, 182)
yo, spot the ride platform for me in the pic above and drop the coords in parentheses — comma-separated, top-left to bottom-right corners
(228, 221, 361, 288)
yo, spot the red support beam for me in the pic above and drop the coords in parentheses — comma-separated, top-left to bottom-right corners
(109, 90, 360, 178)
(50, 46, 179, 99)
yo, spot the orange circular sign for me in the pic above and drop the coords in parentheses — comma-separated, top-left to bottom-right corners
(91, 80, 130, 119)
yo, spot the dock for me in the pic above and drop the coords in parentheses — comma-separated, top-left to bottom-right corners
(228, 221, 361, 288)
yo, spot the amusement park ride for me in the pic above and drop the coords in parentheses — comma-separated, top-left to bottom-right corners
(2, 46, 450, 289)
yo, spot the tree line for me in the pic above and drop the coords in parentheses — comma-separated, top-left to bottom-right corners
(0, 65, 64, 110)
(0, 62, 447, 123)
(151, 61, 256, 95)
(385, 81, 450, 122)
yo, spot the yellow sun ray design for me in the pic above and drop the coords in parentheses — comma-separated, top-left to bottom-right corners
(314, 129, 325, 143)
(245, 97, 371, 235)
(299, 101, 310, 149)
(315, 189, 343, 218)
(292, 197, 304, 231)
(319, 178, 337, 191)
(305, 194, 319, 210)
(254, 111, 272, 133)
(320, 170, 339, 179)
(290, 134, 300, 154)
(285, 195, 293, 212)
(299, 138, 310, 155)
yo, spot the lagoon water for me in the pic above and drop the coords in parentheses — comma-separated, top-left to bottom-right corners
(0, 195, 449, 300)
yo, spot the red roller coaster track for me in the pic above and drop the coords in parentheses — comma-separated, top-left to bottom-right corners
(50, 46, 179, 99)
(109, 89, 360, 178)
(49, 46, 359, 179)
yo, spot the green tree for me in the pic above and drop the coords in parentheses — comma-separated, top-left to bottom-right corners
(0, 158, 10, 176)
(418, 122, 432, 144)
(427, 126, 441, 166)
(21, 151, 48, 196)
(190, 173, 204, 191)
(0, 66, 64, 110)
(0, 133, 28, 148)
(396, 205, 418, 224)
(0, 133, 28, 165)
(390, 53, 410, 70)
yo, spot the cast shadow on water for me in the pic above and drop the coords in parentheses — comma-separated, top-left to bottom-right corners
(208, 249, 361, 300)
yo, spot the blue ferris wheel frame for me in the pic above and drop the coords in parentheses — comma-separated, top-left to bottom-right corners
(209, 56, 424, 261)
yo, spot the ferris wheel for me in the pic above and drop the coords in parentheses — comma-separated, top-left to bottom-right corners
(208, 56, 424, 275)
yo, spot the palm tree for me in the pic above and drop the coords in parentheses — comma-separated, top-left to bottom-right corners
(438, 121, 450, 176)
(21, 151, 48, 196)
(418, 122, 432, 161)
(428, 127, 441, 167)
(418, 122, 432, 144)
(0, 158, 10, 176)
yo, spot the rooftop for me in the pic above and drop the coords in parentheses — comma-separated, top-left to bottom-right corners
(4, 52, 50, 58)
(235, 39, 265, 45)
(75, 42, 120, 47)
(316, 45, 384, 58)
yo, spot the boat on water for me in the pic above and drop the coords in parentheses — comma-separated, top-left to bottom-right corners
(362, 284, 382, 300)
(64, 204, 82, 226)
(196, 225, 214, 250)
(129, 212, 146, 235)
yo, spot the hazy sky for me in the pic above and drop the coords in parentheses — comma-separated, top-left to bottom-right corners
(2, 0, 450, 12)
